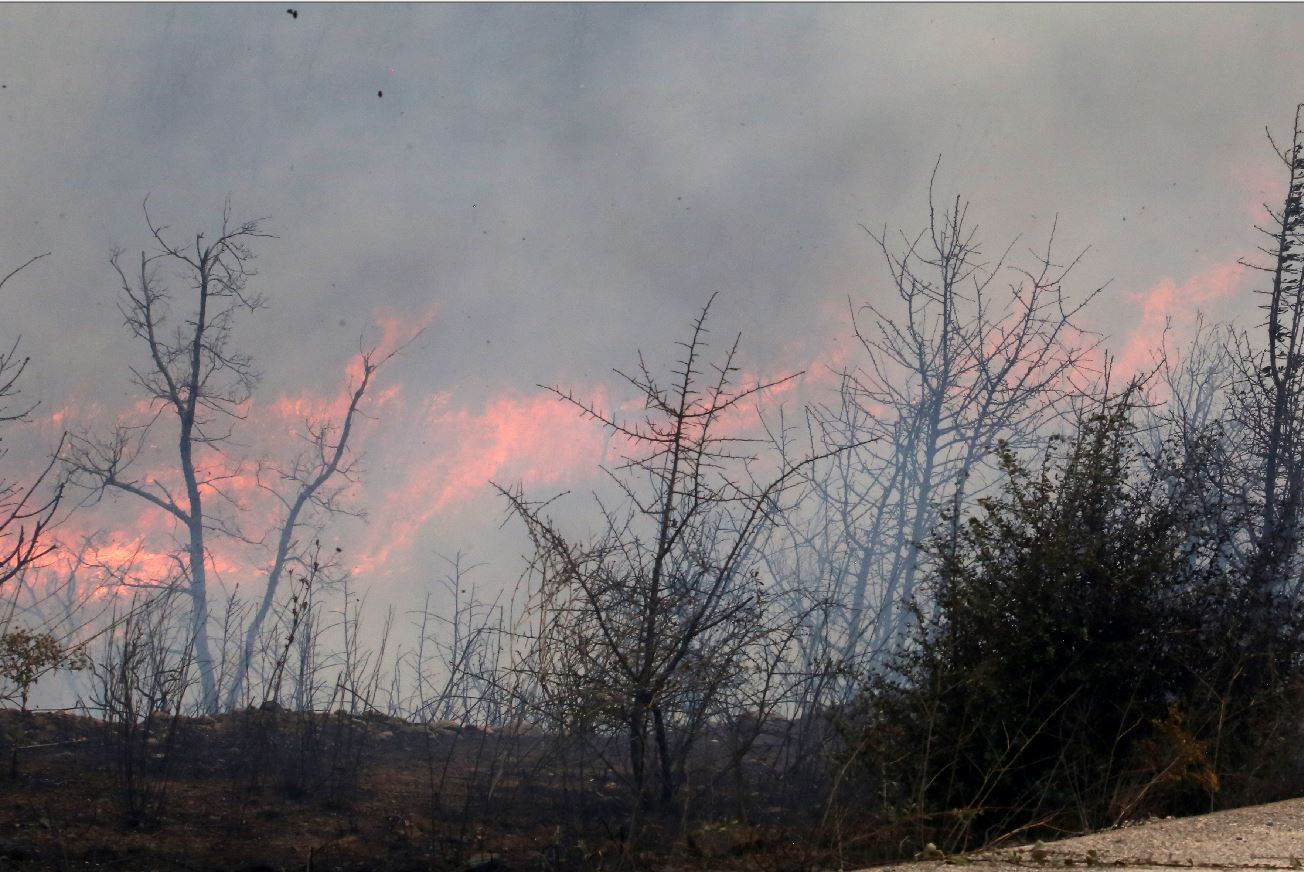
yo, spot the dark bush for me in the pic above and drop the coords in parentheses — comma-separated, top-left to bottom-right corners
(849, 389, 1304, 851)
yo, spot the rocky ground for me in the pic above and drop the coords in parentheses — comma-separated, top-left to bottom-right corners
(871, 798, 1304, 872)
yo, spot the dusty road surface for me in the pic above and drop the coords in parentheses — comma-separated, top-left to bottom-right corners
(866, 798, 1304, 872)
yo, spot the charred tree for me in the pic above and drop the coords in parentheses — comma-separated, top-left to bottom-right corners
(502, 296, 846, 809)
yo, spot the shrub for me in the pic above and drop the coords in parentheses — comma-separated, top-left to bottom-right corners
(850, 389, 1304, 849)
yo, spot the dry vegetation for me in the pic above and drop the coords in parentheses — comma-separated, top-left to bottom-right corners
(8, 109, 1304, 871)
(0, 707, 852, 871)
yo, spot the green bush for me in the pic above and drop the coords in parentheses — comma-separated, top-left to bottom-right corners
(850, 390, 1304, 850)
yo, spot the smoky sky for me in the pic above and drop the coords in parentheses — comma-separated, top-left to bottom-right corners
(1, 4, 1302, 601)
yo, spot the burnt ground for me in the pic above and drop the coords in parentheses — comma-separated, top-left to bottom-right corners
(0, 708, 831, 872)
(12, 707, 1291, 872)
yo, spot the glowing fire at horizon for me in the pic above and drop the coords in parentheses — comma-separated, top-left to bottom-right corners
(9, 258, 1267, 606)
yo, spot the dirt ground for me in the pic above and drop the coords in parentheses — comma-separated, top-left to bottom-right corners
(6, 707, 1304, 871)
(0, 707, 828, 871)
(868, 797, 1304, 872)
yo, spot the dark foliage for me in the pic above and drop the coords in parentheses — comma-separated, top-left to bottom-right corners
(850, 388, 1304, 851)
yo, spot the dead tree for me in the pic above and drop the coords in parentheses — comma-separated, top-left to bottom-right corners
(64, 202, 392, 713)
(62, 203, 268, 712)
(1144, 318, 1235, 448)
(501, 295, 845, 809)
(223, 347, 398, 711)
(0, 254, 64, 589)
(1230, 104, 1304, 598)
(800, 168, 1102, 677)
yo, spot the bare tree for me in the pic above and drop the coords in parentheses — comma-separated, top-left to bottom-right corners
(796, 168, 1102, 677)
(401, 553, 507, 726)
(1143, 318, 1235, 448)
(0, 254, 64, 589)
(501, 296, 845, 809)
(223, 345, 404, 710)
(1230, 104, 1304, 597)
(64, 202, 393, 713)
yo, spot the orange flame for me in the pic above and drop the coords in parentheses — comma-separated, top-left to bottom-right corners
(1115, 261, 1246, 377)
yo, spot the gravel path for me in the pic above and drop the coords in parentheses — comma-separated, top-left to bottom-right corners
(865, 799, 1304, 872)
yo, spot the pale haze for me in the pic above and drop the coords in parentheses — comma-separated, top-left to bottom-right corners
(0, 4, 1299, 616)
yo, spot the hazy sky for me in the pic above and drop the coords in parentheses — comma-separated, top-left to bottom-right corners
(1, 4, 1301, 612)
